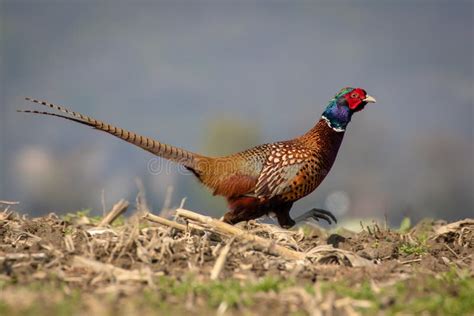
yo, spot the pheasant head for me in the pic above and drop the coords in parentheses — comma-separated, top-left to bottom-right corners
(322, 87, 376, 132)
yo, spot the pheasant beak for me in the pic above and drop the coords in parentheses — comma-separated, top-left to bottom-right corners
(363, 95, 377, 103)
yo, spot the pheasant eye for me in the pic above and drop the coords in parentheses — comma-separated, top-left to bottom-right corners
(350, 93, 358, 98)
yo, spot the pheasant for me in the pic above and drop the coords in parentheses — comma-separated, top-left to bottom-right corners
(18, 87, 376, 228)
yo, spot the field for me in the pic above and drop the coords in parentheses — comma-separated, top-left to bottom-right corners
(0, 199, 473, 316)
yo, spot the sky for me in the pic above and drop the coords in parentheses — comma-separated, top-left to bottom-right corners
(1, 0, 473, 225)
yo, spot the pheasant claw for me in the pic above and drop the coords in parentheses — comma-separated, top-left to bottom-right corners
(293, 208, 338, 225)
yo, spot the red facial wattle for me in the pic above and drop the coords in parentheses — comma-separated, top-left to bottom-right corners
(343, 88, 367, 110)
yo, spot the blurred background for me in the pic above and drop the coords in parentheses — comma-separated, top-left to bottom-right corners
(1, 1, 472, 226)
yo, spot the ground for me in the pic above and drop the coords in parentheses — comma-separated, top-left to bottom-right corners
(0, 201, 472, 316)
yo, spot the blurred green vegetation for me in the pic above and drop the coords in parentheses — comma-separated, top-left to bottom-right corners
(1, 270, 472, 316)
(201, 116, 262, 156)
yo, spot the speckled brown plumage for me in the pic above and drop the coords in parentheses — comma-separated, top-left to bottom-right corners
(19, 87, 376, 228)
(211, 119, 344, 227)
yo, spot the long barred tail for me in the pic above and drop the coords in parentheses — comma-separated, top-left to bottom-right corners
(18, 97, 204, 169)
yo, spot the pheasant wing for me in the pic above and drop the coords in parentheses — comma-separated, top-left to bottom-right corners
(255, 142, 310, 199)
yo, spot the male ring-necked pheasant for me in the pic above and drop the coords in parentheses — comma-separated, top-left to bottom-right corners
(19, 87, 376, 228)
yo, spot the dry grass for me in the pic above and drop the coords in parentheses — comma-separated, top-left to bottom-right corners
(0, 199, 472, 315)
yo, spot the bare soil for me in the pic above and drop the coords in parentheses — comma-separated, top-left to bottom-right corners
(0, 202, 472, 316)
